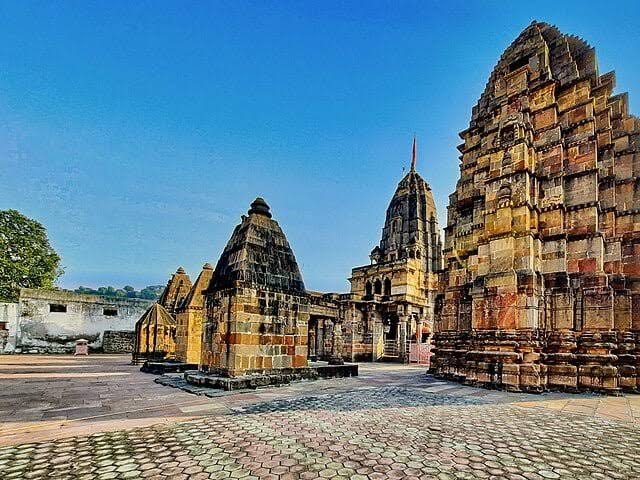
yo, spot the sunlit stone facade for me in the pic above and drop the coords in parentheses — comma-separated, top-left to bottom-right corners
(199, 198, 310, 377)
(432, 22, 640, 393)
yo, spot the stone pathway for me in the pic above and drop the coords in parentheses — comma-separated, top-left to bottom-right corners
(1, 356, 640, 479)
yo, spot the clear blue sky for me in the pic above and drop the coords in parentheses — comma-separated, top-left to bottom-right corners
(1, 1, 639, 292)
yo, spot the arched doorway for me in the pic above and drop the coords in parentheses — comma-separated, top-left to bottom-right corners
(374, 279, 382, 295)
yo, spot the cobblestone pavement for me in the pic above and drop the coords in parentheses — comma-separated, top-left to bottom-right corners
(2, 356, 640, 479)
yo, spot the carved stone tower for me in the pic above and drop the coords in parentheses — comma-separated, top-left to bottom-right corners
(346, 138, 442, 362)
(175, 263, 214, 365)
(199, 198, 310, 378)
(432, 22, 640, 393)
(158, 267, 192, 316)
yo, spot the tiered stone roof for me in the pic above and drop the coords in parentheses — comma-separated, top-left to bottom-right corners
(136, 303, 175, 329)
(181, 263, 214, 310)
(158, 267, 192, 314)
(374, 138, 442, 272)
(207, 198, 305, 294)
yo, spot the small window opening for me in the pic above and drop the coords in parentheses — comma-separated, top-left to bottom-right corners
(103, 308, 118, 316)
(365, 281, 372, 297)
(383, 278, 392, 296)
(509, 56, 529, 72)
(49, 304, 67, 313)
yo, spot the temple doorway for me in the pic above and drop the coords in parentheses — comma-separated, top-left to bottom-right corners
(382, 315, 399, 358)
(308, 316, 328, 361)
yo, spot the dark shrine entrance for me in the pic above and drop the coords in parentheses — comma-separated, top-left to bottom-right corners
(382, 314, 399, 358)
(308, 315, 331, 361)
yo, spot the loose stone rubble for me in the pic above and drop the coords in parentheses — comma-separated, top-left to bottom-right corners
(432, 21, 640, 393)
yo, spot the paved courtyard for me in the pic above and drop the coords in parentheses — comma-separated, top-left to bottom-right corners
(1, 356, 640, 479)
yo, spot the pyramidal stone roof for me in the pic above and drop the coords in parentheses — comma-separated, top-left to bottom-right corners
(181, 263, 214, 309)
(135, 302, 175, 329)
(471, 21, 599, 127)
(158, 267, 192, 314)
(207, 198, 305, 293)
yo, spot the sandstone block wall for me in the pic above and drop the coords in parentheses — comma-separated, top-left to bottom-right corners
(201, 287, 309, 376)
(433, 22, 640, 393)
(102, 330, 135, 353)
(199, 198, 311, 378)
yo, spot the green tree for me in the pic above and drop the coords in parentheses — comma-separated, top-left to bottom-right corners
(0, 210, 63, 302)
(139, 285, 164, 300)
(72, 284, 164, 300)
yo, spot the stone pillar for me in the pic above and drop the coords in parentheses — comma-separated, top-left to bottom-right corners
(398, 315, 409, 363)
(308, 321, 317, 361)
(317, 318, 325, 359)
(369, 308, 383, 361)
(349, 304, 357, 362)
(329, 320, 345, 365)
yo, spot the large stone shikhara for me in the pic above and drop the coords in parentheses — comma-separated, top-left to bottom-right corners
(432, 21, 640, 393)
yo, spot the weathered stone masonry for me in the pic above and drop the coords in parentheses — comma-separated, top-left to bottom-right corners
(11, 289, 151, 354)
(341, 139, 442, 363)
(432, 22, 640, 393)
(199, 198, 310, 378)
(102, 330, 135, 353)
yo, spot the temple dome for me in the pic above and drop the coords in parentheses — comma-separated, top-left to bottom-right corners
(374, 138, 442, 272)
(208, 198, 305, 293)
(158, 267, 192, 314)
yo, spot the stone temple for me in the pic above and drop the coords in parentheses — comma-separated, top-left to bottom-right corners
(134, 141, 441, 381)
(432, 21, 640, 393)
(133, 21, 640, 394)
(133, 266, 192, 363)
(189, 197, 314, 388)
(175, 263, 213, 366)
(342, 137, 442, 362)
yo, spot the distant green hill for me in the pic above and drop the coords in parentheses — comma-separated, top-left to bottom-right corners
(73, 285, 164, 300)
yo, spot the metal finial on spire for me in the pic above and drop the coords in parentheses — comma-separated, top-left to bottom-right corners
(410, 135, 417, 172)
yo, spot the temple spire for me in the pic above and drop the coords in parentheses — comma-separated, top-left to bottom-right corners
(410, 135, 417, 172)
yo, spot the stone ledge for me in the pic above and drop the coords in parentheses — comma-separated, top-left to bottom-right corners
(184, 363, 358, 391)
(141, 361, 198, 374)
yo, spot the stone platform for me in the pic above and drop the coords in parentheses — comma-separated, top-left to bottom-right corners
(140, 360, 197, 375)
(185, 362, 358, 391)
